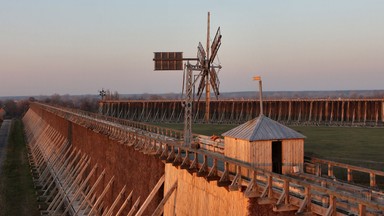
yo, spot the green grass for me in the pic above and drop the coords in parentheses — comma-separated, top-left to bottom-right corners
(0, 119, 40, 216)
(154, 123, 384, 170)
(291, 126, 384, 170)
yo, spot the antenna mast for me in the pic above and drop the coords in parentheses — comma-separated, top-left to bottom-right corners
(205, 12, 211, 122)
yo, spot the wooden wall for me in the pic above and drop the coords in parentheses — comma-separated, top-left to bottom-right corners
(163, 164, 249, 216)
(224, 137, 272, 173)
(282, 139, 304, 174)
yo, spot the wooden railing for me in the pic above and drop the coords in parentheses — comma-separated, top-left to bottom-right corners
(32, 102, 384, 215)
(305, 157, 384, 188)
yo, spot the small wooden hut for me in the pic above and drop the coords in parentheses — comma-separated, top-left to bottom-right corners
(222, 114, 305, 174)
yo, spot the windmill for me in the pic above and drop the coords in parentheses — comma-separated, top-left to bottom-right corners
(153, 12, 222, 147)
(195, 13, 222, 123)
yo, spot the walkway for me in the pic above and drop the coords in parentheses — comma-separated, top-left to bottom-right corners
(0, 120, 11, 174)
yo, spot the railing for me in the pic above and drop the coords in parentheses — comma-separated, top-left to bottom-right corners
(31, 102, 384, 215)
(305, 157, 384, 188)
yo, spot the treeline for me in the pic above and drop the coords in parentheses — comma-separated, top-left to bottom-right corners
(39, 94, 100, 113)
(0, 94, 100, 119)
(0, 99, 29, 118)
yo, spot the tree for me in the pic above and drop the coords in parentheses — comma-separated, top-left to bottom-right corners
(3, 100, 17, 118)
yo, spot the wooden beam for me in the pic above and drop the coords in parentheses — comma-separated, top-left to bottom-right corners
(206, 158, 220, 181)
(104, 185, 126, 216)
(197, 155, 208, 177)
(151, 180, 178, 216)
(127, 197, 141, 216)
(135, 175, 165, 216)
(228, 165, 242, 191)
(114, 190, 133, 216)
(296, 186, 311, 214)
(244, 171, 259, 198)
(325, 195, 336, 216)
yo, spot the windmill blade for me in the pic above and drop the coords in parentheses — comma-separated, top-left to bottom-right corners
(209, 27, 222, 64)
(196, 73, 207, 100)
(197, 42, 206, 66)
(209, 67, 220, 99)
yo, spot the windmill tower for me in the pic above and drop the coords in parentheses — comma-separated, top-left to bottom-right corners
(153, 12, 222, 146)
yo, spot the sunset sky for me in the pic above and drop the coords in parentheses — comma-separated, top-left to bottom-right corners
(1, 1, 383, 97)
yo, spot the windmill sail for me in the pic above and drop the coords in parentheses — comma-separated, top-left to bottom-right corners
(209, 67, 220, 98)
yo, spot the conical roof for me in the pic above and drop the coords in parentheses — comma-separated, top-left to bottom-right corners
(222, 115, 305, 141)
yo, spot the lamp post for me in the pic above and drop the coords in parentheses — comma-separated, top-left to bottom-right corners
(253, 76, 263, 116)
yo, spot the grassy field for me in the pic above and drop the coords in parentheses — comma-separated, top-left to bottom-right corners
(154, 123, 384, 170)
(0, 119, 40, 216)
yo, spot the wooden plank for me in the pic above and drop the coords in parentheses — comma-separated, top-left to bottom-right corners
(104, 185, 126, 216)
(127, 197, 141, 216)
(114, 190, 133, 216)
(151, 180, 178, 216)
(135, 175, 165, 216)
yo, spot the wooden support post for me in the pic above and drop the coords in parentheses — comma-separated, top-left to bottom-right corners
(244, 170, 259, 198)
(370, 173, 376, 187)
(325, 195, 336, 216)
(166, 146, 175, 163)
(104, 185, 127, 216)
(228, 165, 242, 191)
(114, 190, 133, 216)
(328, 164, 333, 177)
(288, 101, 292, 122)
(172, 147, 183, 166)
(206, 158, 220, 181)
(152, 180, 178, 216)
(341, 101, 345, 123)
(180, 151, 190, 169)
(135, 175, 165, 216)
(316, 163, 321, 177)
(197, 155, 208, 177)
(127, 197, 141, 216)
(330, 101, 334, 123)
(74, 169, 106, 215)
(188, 152, 198, 173)
(88, 176, 115, 215)
(258, 175, 276, 205)
(308, 101, 313, 122)
(359, 203, 366, 216)
(364, 101, 367, 124)
(160, 144, 169, 160)
(296, 186, 311, 214)
(217, 162, 231, 187)
(347, 168, 353, 182)
(61, 165, 98, 216)
(381, 101, 384, 124)
(273, 179, 298, 212)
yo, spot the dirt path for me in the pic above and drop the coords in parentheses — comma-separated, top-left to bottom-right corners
(0, 120, 11, 175)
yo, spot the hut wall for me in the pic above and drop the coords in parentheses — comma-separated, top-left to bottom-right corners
(163, 164, 249, 216)
(282, 139, 304, 174)
(224, 137, 272, 173)
(250, 140, 272, 172)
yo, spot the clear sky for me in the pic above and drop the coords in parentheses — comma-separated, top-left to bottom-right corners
(1, 0, 383, 97)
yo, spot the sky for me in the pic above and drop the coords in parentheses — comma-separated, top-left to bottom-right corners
(1, 0, 383, 97)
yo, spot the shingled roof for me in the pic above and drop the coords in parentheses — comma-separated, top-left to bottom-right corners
(222, 115, 305, 141)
